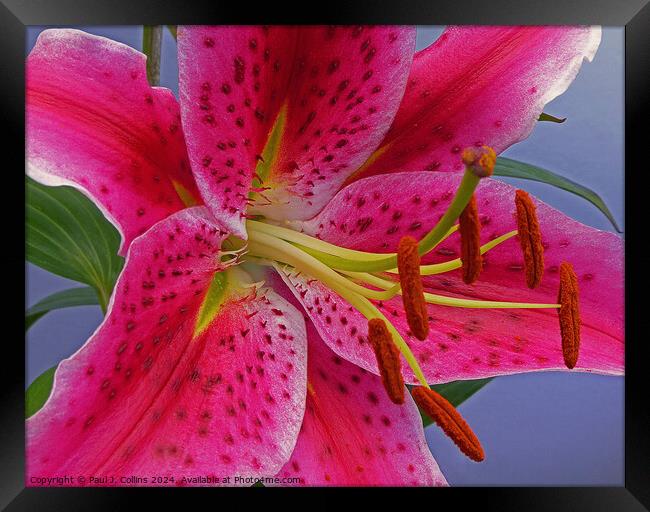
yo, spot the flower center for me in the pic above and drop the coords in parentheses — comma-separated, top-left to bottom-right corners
(235, 145, 582, 461)
(412, 386, 485, 462)
(243, 146, 575, 377)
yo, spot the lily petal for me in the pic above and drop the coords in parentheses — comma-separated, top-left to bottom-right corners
(274, 320, 447, 486)
(177, 26, 415, 232)
(27, 207, 307, 485)
(350, 26, 601, 180)
(260, 271, 446, 486)
(27, 29, 200, 254)
(282, 172, 623, 383)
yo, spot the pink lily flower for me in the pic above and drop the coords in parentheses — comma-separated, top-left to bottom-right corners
(26, 25, 622, 486)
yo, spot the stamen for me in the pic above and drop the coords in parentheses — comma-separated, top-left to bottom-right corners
(247, 230, 399, 301)
(248, 219, 390, 263)
(419, 230, 518, 276)
(461, 145, 496, 178)
(515, 189, 544, 288)
(368, 318, 405, 404)
(558, 262, 581, 369)
(459, 194, 482, 284)
(342, 269, 560, 309)
(397, 236, 429, 341)
(411, 386, 484, 462)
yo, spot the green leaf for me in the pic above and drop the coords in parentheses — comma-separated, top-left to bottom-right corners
(417, 378, 493, 427)
(26, 366, 57, 418)
(538, 112, 566, 123)
(142, 26, 162, 85)
(26, 286, 100, 331)
(26, 177, 124, 311)
(167, 25, 177, 40)
(493, 157, 622, 233)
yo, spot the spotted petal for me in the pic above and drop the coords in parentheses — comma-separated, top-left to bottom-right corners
(275, 320, 447, 486)
(350, 26, 601, 180)
(281, 172, 623, 383)
(27, 29, 200, 254)
(177, 26, 415, 234)
(27, 207, 307, 485)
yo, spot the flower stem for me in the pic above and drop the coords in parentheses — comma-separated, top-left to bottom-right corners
(142, 26, 162, 86)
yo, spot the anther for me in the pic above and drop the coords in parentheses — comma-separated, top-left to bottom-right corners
(411, 386, 484, 462)
(515, 189, 544, 288)
(461, 145, 496, 178)
(397, 236, 429, 340)
(368, 318, 405, 404)
(459, 194, 482, 284)
(558, 262, 580, 369)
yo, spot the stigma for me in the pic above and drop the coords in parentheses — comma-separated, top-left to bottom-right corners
(461, 145, 496, 178)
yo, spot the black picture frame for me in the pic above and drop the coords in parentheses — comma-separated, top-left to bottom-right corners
(3, 0, 648, 509)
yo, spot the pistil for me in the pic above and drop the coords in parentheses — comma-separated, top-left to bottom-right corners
(461, 145, 497, 178)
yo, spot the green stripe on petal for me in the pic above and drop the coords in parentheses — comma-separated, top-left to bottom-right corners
(252, 105, 287, 191)
(194, 271, 230, 337)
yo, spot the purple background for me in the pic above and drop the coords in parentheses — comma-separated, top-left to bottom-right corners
(25, 26, 624, 485)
